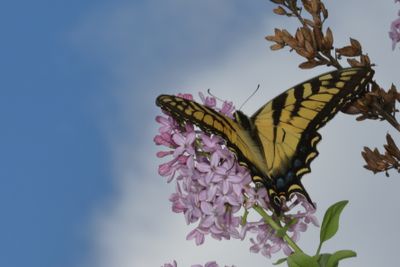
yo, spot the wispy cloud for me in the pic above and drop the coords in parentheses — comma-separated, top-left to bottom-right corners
(73, 1, 400, 266)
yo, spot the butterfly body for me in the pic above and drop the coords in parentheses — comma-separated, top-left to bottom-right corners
(156, 67, 374, 213)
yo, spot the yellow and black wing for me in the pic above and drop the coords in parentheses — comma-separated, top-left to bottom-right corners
(250, 67, 374, 200)
(156, 95, 268, 177)
(156, 67, 374, 213)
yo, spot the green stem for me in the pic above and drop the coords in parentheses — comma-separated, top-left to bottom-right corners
(316, 243, 322, 256)
(252, 205, 303, 253)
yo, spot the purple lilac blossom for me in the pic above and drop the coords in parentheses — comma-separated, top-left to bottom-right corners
(191, 262, 236, 267)
(162, 261, 236, 267)
(389, 2, 400, 50)
(155, 93, 318, 259)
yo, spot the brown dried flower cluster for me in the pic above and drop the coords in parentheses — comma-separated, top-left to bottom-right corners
(266, 0, 400, 176)
(362, 134, 400, 175)
(345, 83, 400, 128)
(266, 0, 373, 69)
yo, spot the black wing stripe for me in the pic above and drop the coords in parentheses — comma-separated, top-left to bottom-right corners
(291, 84, 304, 118)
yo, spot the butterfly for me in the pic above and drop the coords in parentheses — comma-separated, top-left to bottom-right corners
(156, 67, 374, 214)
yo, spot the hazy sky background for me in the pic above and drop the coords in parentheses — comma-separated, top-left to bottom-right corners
(2, 1, 399, 267)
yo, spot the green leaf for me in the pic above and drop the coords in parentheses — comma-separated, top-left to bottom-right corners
(320, 200, 348, 244)
(273, 257, 287, 265)
(287, 252, 319, 267)
(326, 250, 356, 267)
(315, 253, 332, 267)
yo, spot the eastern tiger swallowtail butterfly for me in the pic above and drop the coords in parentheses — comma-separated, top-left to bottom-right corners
(156, 67, 374, 214)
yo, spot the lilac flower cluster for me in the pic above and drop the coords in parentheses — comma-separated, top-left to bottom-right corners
(162, 260, 236, 267)
(154, 93, 318, 260)
(389, 0, 400, 50)
(155, 93, 252, 244)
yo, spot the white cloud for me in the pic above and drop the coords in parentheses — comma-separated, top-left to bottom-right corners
(75, 1, 400, 266)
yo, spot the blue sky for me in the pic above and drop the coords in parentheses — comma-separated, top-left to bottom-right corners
(0, 1, 114, 267)
(0, 1, 270, 267)
(1, 1, 399, 267)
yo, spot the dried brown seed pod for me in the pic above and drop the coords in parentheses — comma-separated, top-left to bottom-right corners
(295, 28, 305, 46)
(322, 27, 333, 50)
(274, 6, 287, 15)
(350, 38, 362, 53)
(270, 43, 285, 50)
(298, 60, 321, 69)
(347, 58, 364, 67)
(385, 134, 400, 161)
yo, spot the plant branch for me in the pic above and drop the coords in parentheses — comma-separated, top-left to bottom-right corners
(253, 205, 303, 253)
(372, 101, 400, 132)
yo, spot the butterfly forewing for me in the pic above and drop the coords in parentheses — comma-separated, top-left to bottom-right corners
(156, 95, 268, 179)
(250, 67, 374, 197)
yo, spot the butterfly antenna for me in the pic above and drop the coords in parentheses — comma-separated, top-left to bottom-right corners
(207, 88, 225, 102)
(238, 84, 260, 111)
